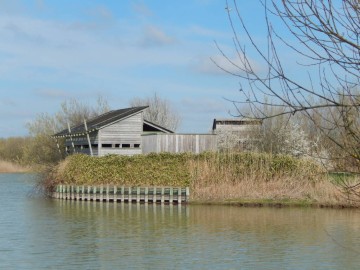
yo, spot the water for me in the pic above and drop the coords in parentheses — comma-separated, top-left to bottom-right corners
(1, 174, 360, 269)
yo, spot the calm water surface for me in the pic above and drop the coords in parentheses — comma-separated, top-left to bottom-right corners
(1, 173, 360, 269)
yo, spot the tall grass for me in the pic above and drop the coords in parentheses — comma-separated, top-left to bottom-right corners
(47, 152, 357, 206)
(0, 160, 31, 173)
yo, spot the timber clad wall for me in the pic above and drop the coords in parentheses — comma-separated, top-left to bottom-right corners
(142, 134, 217, 154)
(100, 114, 142, 156)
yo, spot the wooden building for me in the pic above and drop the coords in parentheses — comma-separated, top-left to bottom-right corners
(212, 118, 262, 150)
(53, 106, 173, 156)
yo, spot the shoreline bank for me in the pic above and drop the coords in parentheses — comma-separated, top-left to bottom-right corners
(41, 153, 360, 208)
(189, 199, 359, 209)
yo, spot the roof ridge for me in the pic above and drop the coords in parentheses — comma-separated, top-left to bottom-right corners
(90, 106, 147, 128)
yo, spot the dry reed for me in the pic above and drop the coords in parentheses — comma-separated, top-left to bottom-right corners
(188, 154, 355, 206)
(0, 160, 31, 173)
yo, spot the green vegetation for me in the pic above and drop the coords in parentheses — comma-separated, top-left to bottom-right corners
(52, 152, 322, 186)
(56, 153, 191, 186)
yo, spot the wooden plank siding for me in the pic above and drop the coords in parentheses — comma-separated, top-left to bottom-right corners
(99, 113, 143, 156)
(142, 134, 217, 154)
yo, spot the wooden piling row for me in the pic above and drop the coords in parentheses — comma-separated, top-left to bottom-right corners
(53, 185, 190, 204)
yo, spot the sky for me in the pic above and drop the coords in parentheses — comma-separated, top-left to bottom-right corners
(0, 0, 276, 137)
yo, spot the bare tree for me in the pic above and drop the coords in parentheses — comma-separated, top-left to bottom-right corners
(216, 0, 359, 170)
(130, 93, 181, 131)
(25, 96, 110, 164)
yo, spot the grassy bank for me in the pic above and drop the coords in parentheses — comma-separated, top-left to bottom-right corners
(0, 160, 32, 173)
(46, 152, 359, 207)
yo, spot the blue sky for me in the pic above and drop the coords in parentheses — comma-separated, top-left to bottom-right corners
(0, 0, 278, 137)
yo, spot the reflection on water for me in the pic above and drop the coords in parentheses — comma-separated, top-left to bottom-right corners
(1, 174, 360, 269)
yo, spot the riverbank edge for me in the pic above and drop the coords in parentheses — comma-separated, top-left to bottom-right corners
(48, 187, 358, 209)
(189, 199, 359, 209)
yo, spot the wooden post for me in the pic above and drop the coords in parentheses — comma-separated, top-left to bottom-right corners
(177, 187, 182, 204)
(76, 186, 80, 200)
(169, 187, 173, 204)
(59, 185, 62, 199)
(136, 187, 140, 203)
(98, 129, 102, 157)
(128, 187, 132, 202)
(88, 186, 91, 201)
(161, 187, 165, 204)
(186, 187, 190, 202)
(71, 186, 75, 200)
(100, 185, 103, 201)
(121, 186, 125, 202)
(153, 187, 157, 203)
(66, 185, 70, 200)
(106, 185, 110, 202)
(114, 186, 117, 202)
(67, 122, 76, 153)
(84, 119, 93, 156)
(144, 187, 148, 203)
(81, 185, 85, 201)
(62, 185, 65, 200)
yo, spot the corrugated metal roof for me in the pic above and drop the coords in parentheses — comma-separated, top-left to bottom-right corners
(53, 106, 148, 138)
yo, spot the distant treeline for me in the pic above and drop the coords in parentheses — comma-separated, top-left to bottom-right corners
(0, 137, 33, 165)
(0, 97, 111, 168)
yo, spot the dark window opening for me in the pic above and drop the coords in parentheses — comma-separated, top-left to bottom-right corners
(122, 144, 130, 148)
(91, 144, 98, 148)
(83, 145, 89, 149)
(115, 144, 120, 148)
(134, 144, 140, 148)
(102, 144, 112, 148)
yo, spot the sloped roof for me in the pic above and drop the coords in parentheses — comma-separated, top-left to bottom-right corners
(53, 106, 148, 138)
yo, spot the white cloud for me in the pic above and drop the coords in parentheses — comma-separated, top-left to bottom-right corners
(0, 0, 25, 15)
(140, 25, 176, 47)
(132, 2, 153, 17)
(188, 25, 229, 39)
(1, 98, 17, 107)
(192, 53, 262, 76)
(88, 5, 113, 21)
(0, 15, 191, 82)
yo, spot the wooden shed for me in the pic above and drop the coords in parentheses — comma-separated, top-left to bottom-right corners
(212, 118, 262, 150)
(53, 106, 173, 156)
